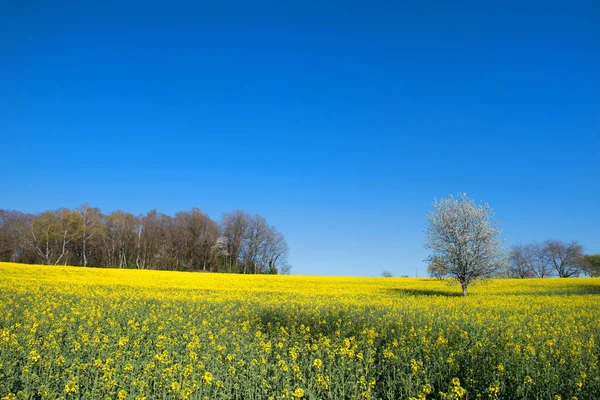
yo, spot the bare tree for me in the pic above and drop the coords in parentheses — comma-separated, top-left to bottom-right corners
(103, 211, 137, 268)
(263, 228, 289, 274)
(174, 208, 219, 271)
(25, 209, 78, 265)
(425, 193, 507, 296)
(221, 211, 251, 272)
(154, 213, 176, 269)
(426, 256, 447, 280)
(529, 243, 553, 278)
(136, 210, 166, 269)
(278, 262, 292, 275)
(27, 211, 57, 265)
(508, 244, 536, 278)
(74, 204, 103, 267)
(0, 210, 28, 262)
(544, 240, 586, 278)
(243, 215, 271, 274)
(220, 212, 290, 274)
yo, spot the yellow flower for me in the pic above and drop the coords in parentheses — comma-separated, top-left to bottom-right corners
(28, 349, 41, 363)
(292, 388, 305, 399)
(316, 375, 330, 390)
(2, 261, 600, 400)
(488, 381, 500, 400)
(64, 380, 78, 394)
(202, 371, 213, 385)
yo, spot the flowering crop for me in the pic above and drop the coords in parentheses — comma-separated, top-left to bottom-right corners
(1, 262, 599, 399)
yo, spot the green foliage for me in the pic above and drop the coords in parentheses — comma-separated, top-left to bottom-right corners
(584, 254, 600, 277)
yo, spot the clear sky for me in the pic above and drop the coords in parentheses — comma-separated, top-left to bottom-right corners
(1, 1, 598, 276)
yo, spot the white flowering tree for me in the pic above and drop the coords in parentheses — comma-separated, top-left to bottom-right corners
(425, 193, 507, 296)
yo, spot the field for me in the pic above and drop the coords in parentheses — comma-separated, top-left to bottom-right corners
(1, 263, 599, 400)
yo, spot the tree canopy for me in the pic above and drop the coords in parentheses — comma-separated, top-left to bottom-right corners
(0, 205, 290, 274)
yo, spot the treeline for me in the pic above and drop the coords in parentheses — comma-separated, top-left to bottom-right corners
(508, 240, 598, 278)
(0, 206, 290, 274)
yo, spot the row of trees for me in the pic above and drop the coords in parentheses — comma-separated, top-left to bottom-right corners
(0, 206, 290, 274)
(425, 193, 598, 296)
(509, 240, 596, 278)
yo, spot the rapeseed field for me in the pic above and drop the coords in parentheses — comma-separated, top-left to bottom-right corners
(1, 262, 598, 399)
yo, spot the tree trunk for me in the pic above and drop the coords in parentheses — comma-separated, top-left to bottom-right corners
(83, 241, 87, 266)
(461, 282, 468, 296)
(54, 231, 69, 266)
(136, 227, 142, 269)
(45, 234, 51, 265)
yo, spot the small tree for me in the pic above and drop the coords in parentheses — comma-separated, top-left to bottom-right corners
(425, 193, 507, 296)
(427, 256, 446, 280)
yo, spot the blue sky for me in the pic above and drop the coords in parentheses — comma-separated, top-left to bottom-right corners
(1, 1, 598, 276)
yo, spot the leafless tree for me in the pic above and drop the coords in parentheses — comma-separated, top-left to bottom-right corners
(25, 209, 78, 265)
(278, 262, 292, 275)
(426, 256, 447, 280)
(74, 204, 103, 267)
(529, 243, 553, 278)
(222, 211, 251, 272)
(0, 209, 29, 262)
(140, 211, 176, 270)
(136, 210, 163, 269)
(103, 211, 137, 268)
(174, 208, 219, 271)
(242, 215, 271, 274)
(508, 244, 536, 278)
(220, 212, 290, 274)
(544, 240, 586, 278)
(264, 229, 289, 274)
